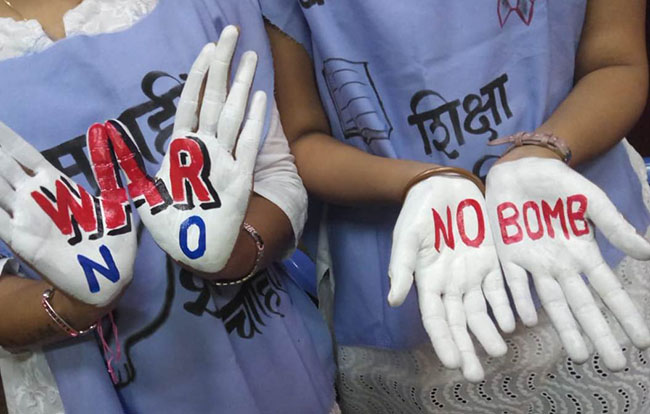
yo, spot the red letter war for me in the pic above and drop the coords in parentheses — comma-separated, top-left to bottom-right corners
(32, 179, 97, 237)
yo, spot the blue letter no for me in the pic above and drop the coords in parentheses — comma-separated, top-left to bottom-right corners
(77, 245, 121, 294)
(179, 215, 207, 259)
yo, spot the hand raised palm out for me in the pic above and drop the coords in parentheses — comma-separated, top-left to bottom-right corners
(0, 122, 136, 306)
(94, 26, 267, 274)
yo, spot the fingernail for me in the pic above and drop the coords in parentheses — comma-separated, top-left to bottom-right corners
(242, 50, 258, 64)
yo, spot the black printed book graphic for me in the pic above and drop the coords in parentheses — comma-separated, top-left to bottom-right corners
(322, 58, 392, 144)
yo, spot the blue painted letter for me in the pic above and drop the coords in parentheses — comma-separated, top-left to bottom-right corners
(179, 215, 207, 259)
(77, 245, 121, 293)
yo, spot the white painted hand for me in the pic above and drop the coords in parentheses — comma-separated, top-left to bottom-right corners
(0, 122, 136, 307)
(388, 175, 515, 382)
(486, 157, 650, 370)
(101, 27, 267, 274)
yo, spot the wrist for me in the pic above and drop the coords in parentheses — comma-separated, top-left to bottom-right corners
(491, 131, 571, 166)
(402, 166, 485, 203)
(50, 289, 107, 331)
(392, 161, 444, 204)
(495, 144, 563, 165)
(207, 223, 258, 283)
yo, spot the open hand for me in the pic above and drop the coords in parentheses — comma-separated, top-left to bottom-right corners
(100, 26, 267, 274)
(0, 122, 136, 306)
(486, 157, 650, 370)
(388, 174, 515, 382)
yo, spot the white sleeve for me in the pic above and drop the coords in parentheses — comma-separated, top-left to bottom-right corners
(252, 100, 308, 252)
(0, 255, 18, 279)
(0, 255, 19, 359)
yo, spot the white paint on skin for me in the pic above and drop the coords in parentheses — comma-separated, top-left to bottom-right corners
(388, 175, 515, 383)
(117, 26, 267, 274)
(486, 156, 650, 371)
(0, 122, 137, 307)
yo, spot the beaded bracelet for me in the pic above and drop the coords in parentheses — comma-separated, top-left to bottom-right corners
(488, 131, 572, 164)
(41, 288, 97, 337)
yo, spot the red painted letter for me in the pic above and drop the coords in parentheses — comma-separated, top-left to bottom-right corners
(32, 179, 97, 236)
(457, 199, 485, 248)
(432, 206, 455, 252)
(523, 201, 544, 240)
(497, 202, 523, 245)
(169, 138, 213, 203)
(90, 123, 165, 228)
(541, 198, 570, 240)
(567, 194, 590, 237)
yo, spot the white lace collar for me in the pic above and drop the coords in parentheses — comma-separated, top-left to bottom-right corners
(0, 0, 158, 61)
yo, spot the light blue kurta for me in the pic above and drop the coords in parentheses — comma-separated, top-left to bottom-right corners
(0, 0, 335, 412)
(262, 0, 650, 349)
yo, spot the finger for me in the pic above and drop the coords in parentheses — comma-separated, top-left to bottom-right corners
(87, 123, 113, 192)
(0, 121, 45, 170)
(0, 148, 29, 187)
(534, 273, 590, 363)
(587, 261, 650, 350)
(502, 262, 538, 326)
(0, 175, 14, 213)
(419, 292, 461, 369)
(387, 221, 418, 307)
(198, 26, 239, 137)
(558, 273, 626, 370)
(444, 292, 484, 382)
(234, 91, 266, 170)
(465, 287, 508, 357)
(104, 120, 148, 171)
(217, 51, 258, 152)
(584, 182, 650, 260)
(174, 43, 216, 135)
(482, 268, 516, 333)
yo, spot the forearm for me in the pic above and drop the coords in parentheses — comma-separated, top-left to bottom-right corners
(208, 194, 294, 281)
(267, 22, 437, 206)
(0, 275, 106, 350)
(536, 64, 647, 166)
(292, 131, 435, 205)
(500, 0, 647, 166)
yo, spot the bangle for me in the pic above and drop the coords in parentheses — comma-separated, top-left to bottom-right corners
(41, 288, 97, 337)
(402, 166, 486, 203)
(212, 222, 265, 286)
(488, 131, 572, 164)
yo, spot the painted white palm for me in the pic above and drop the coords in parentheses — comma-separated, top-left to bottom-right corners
(486, 157, 650, 370)
(0, 122, 136, 306)
(111, 26, 266, 274)
(388, 175, 515, 382)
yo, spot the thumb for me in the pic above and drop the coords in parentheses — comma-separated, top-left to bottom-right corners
(584, 179, 650, 260)
(388, 222, 418, 307)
